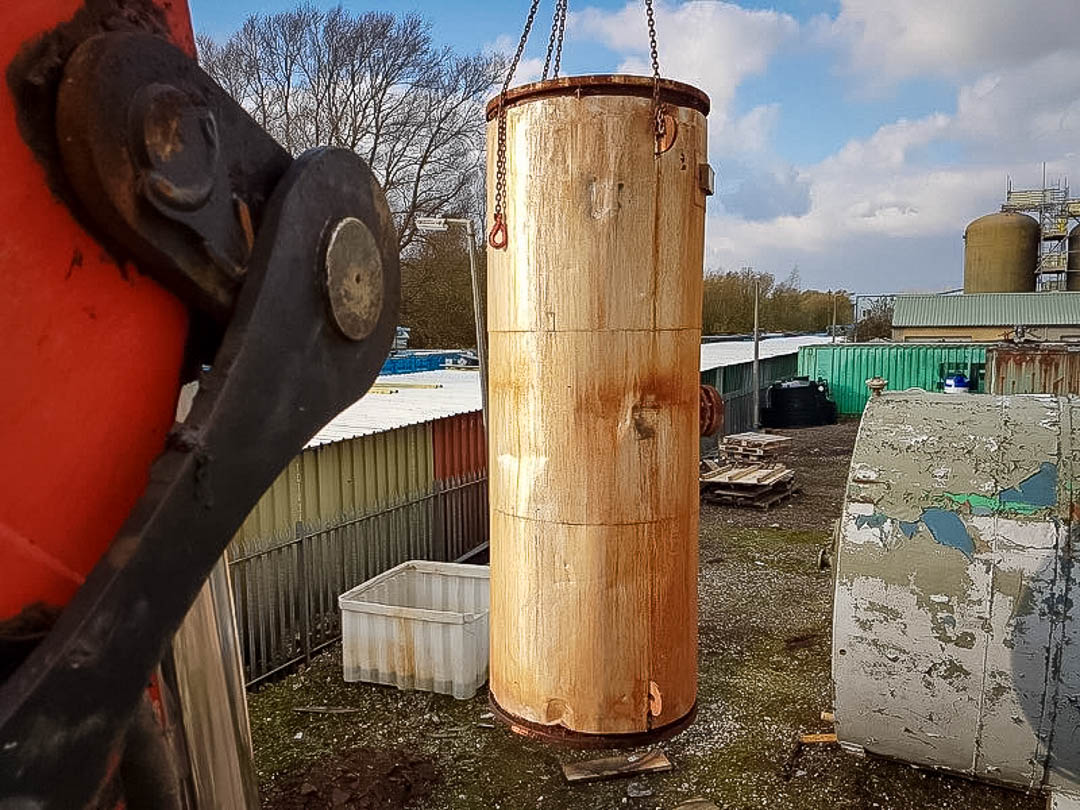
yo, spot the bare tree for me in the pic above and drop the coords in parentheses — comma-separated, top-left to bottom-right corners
(198, 4, 502, 251)
(854, 298, 894, 342)
(400, 228, 485, 349)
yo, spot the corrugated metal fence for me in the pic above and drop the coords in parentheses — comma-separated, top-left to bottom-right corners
(798, 344, 989, 416)
(227, 411, 487, 685)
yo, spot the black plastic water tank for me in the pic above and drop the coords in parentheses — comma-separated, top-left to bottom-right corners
(761, 377, 837, 428)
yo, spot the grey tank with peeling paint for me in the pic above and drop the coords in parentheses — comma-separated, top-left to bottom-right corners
(833, 391, 1080, 797)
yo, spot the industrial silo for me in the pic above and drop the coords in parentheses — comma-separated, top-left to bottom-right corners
(833, 391, 1080, 801)
(1067, 223, 1080, 291)
(962, 212, 1039, 293)
(485, 76, 710, 743)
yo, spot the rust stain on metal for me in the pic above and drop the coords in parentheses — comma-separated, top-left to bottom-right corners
(491, 693, 697, 749)
(655, 111, 678, 154)
(140, 88, 187, 163)
(485, 74, 710, 120)
(648, 681, 663, 717)
(989, 343, 1080, 396)
(699, 383, 724, 437)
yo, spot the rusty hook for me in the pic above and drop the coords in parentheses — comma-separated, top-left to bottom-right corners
(488, 213, 508, 250)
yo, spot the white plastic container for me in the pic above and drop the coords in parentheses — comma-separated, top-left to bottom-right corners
(339, 560, 490, 699)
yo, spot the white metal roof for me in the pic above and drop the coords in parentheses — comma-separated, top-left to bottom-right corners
(310, 336, 829, 446)
(307, 368, 482, 447)
(699, 335, 832, 372)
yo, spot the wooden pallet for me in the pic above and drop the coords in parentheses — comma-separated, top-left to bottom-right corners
(699, 458, 798, 509)
(701, 481, 799, 510)
(699, 460, 792, 486)
(721, 447, 781, 461)
(719, 431, 791, 464)
(720, 431, 791, 450)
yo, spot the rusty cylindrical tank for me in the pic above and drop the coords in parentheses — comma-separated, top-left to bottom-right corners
(485, 76, 710, 743)
(1067, 223, 1080, 291)
(963, 212, 1039, 293)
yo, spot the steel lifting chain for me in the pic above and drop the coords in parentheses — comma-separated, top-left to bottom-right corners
(553, 0, 568, 77)
(542, 0, 569, 81)
(490, 1, 665, 248)
(645, 0, 667, 154)
(490, 0, 542, 250)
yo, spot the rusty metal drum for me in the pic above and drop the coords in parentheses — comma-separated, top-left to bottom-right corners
(485, 76, 710, 743)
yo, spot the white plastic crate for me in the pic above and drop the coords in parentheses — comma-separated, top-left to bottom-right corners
(339, 560, 490, 699)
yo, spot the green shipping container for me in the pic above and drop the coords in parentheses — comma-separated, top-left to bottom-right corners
(797, 344, 989, 416)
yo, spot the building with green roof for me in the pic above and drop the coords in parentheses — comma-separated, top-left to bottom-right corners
(892, 292, 1080, 342)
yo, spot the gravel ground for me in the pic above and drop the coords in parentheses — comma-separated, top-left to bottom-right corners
(250, 420, 1042, 810)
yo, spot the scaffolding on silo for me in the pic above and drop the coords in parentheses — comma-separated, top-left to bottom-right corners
(1000, 169, 1080, 289)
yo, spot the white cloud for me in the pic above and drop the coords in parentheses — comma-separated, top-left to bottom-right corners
(572, 1, 797, 148)
(706, 54, 1080, 291)
(949, 51, 1080, 162)
(484, 34, 544, 84)
(817, 0, 1080, 88)
(713, 103, 781, 156)
(553, 2, 1080, 292)
(720, 163, 811, 221)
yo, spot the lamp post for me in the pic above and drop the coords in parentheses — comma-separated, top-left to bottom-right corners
(831, 291, 837, 344)
(752, 278, 760, 430)
(415, 216, 488, 428)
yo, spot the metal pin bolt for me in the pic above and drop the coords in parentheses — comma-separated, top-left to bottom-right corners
(324, 217, 384, 341)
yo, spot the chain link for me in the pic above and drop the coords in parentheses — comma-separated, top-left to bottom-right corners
(553, 0, 568, 78)
(492, 1, 663, 246)
(646, 0, 661, 82)
(542, 1, 569, 81)
(645, 0, 666, 151)
(491, 0, 542, 249)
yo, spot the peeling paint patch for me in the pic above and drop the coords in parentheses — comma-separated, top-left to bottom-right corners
(945, 463, 1059, 517)
(855, 506, 978, 560)
(922, 509, 975, 559)
(999, 462, 1057, 509)
(855, 513, 888, 531)
(946, 493, 999, 516)
(925, 658, 971, 685)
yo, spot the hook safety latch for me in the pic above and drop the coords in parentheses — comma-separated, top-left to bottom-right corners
(488, 212, 508, 250)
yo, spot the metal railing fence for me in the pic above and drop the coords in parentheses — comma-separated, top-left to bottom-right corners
(228, 473, 488, 686)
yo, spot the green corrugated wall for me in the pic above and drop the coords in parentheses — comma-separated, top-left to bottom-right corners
(798, 344, 989, 415)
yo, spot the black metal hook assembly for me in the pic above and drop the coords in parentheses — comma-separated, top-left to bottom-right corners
(0, 32, 398, 809)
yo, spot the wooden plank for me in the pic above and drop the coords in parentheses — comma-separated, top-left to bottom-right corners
(701, 482, 798, 510)
(720, 446, 785, 456)
(755, 469, 793, 486)
(727, 464, 764, 481)
(561, 750, 673, 783)
(699, 463, 737, 481)
(799, 733, 838, 744)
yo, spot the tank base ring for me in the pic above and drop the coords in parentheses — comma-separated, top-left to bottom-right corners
(488, 692, 697, 749)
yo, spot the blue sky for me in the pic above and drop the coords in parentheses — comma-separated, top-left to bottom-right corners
(189, 0, 1080, 293)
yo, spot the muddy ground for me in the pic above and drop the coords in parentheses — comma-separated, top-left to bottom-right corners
(249, 420, 1042, 810)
